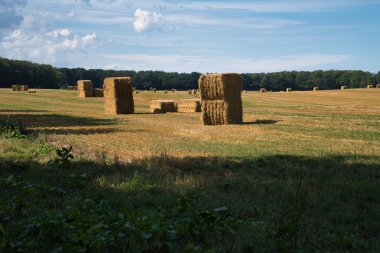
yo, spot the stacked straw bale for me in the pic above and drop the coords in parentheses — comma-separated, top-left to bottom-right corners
(77, 80, 94, 98)
(94, 88, 104, 97)
(286, 88, 292, 92)
(259, 88, 266, 93)
(177, 99, 201, 113)
(313, 87, 319, 91)
(21, 85, 28, 91)
(376, 84, 380, 88)
(103, 77, 134, 115)
(367, 85, 373, 89)
(341, 86, 347, 90)
(150, 100, 176, 113)
(11, 85, 17, 91)
(199, 73, 242, 125)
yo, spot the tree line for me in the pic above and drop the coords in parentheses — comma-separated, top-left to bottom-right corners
(1, 57, 379, 91)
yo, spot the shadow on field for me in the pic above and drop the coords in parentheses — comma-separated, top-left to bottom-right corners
(0, 109, 48, 113)
(37, 127, 120, 135)
(243, 119, 281, 125)
(1, 152, 380, 252)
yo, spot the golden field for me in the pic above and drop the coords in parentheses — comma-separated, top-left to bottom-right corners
(0, 88, 379, 161)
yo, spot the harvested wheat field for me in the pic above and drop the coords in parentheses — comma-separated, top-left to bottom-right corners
(0, 88, 379, 161)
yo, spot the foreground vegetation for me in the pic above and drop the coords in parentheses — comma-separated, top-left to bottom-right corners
(0, 88, 379, 252)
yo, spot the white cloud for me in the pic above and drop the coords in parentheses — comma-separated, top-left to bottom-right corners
(133, 8, 162, 32)
(103, 53, 351, 73)
(47, 28, 71, 38)
(0, 16, 97, 65)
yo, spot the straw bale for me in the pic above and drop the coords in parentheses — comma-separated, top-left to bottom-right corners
(192, 89, 197, 94)
(153, 88, 157, 93)
(77, 80, 93, 98)
(21, 85, 28, 91)
(198, 73, 242, 101)
(15, 85, 22, 91)
(103, 77, 134, 115)
(313, 87, 319, 91)
(150, 100, 176, 113)
(94, 88, 104, 97)
(177, 99, 201, 113)
(286, 88, 292, 92)
(188, 90, 192, 94)
(367, 85, 373, 89)
(201, 100, 242, 125)
(172, 89, 176, 93)
(164, 90, 168, 94)
(135, 90, 140, 94)
(259, 88, 266, 93)
(243, 90, 247, 94)
(376, 84, 380, 88)
(11, 85, 17, 91)
(28, 90, 36, 94)
(199, 73, 242, 125)
(341, 86, 347, 90)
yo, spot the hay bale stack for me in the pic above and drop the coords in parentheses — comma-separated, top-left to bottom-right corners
(150, 100, 176, 113)
(341, 86, 347, 90)
(367, 85, 373, 89)
(21, 85, 28, 91)
(77, 80, 94, 98)
(286, 88, 292, 92)
(11, 85, 17, 91)
(199, 73, 242, 125)
(376, 84, 380, 88)
(103, 77, 134, 115)
(94, 88, 104, 97)
(313, 87, 319, 91)
(188, 90, 192, 94)
(259, 88, 266, 93)
(192, 89, 197, 94)
(177, 99, 201, 113)
(15, 85, 22, 91)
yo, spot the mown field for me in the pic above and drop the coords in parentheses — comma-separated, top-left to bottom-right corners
(1, 88, 380, 252)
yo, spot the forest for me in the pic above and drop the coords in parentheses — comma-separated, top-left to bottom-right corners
(1, 57, 379, 91)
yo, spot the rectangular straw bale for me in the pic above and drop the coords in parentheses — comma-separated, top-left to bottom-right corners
(192, 89, 197, 94)
(28, 90, 36, 93)
(188, 90, 192, 94)
(286, 88, 292, 92)
(153, 88, 157, 93)
(177, 99, 201, 113)
(94, 88, 104, 97)
(367, 85, 373, 88)
(198, 73, 242, 101)
(259, 88, 266, 93)
(150, 100, 177, 113)
(376, 84, 380, 88)
(313, 87, 319, 91)
(201, 100, 242, 125)
(15, 85, 22, 91)
(103, 77, 134, 114)
(11, 85, 17, 91)
(21, 85, 28, 91)
(77, 80, 93, 97)
(172, 89, 176, 93)
(341, 86, 347, 90)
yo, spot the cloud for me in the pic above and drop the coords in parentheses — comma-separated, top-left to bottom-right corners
(0, 0, 27, 29)
(103, 53, 351, 72)
(0, 16, 97, 65)
(133, 8, 162, 32)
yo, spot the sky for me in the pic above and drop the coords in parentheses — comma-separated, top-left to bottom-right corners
(0, 0, 379, 73)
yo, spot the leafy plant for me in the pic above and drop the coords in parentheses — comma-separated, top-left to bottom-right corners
(49, 146, 74, 165)
(0, 118, 28, 139)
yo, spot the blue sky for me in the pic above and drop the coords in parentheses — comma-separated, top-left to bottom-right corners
(0, 0, 379, 73)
